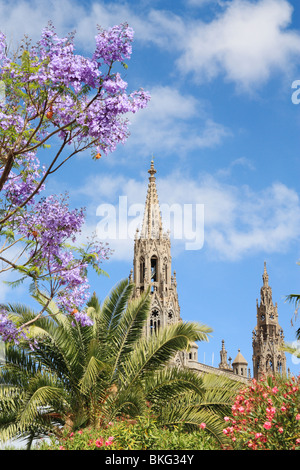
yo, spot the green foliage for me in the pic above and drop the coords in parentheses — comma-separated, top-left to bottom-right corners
(37, 409, 220, 450)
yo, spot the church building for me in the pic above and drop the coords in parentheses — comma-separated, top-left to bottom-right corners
(130, 160, 286, 383)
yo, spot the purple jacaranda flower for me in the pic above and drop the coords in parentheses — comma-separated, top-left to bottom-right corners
(0, 21, 147, 339)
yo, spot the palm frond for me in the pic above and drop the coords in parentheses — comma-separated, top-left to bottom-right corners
(111, 289, 151, 373)
(282, 342, 300, 358)
(78, 354, 108, 395)
(120, 321, 212, 387)
(144, 366, 205, 405)
(285, 294, 300, 308)
(86, 292, 101, 311)
(100, 279, 134, 336)
(158, 395, 227, 444)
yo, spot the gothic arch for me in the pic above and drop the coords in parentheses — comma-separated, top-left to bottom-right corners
(266, 355, 273, 372)
(150, 309, 160, 335)
(276, 356, 283, 373)
(150, 255, 158, 282)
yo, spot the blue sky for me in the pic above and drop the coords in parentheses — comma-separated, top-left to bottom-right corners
(0, 0, 300, 376)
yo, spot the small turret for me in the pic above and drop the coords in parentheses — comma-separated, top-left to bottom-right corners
(232, 349, 248, 377)
(218, 340, 232, 371)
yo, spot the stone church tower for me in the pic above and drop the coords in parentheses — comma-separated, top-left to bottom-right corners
(252, 262, 286, 380)
(131, 160, 198, 365)
(132, 161, 289, 383)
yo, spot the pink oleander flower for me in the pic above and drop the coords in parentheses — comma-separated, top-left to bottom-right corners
(296, 414, 300, 421)
(266, 406, 276, 416)
(199, 423, 206, 429)
(272, 386, 279, 394)
(278, 427, 283, 434)
(224, 416, 230, 422)
(95, 438, 103, 448)
(105, 437, 114, 447)
(263, 421, 272, 430)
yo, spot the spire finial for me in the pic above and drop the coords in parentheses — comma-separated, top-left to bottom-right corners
(148, 158, 156, 179)
(140, 157, 162, 239)
(263, 261, 269, 286)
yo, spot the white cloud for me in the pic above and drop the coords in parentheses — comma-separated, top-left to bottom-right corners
(176, 0, 300, 91)
(79, 169, 300, 262)
(216, 157, 256, 177)
(127, 85, 231, 155)
(209, 182, 300, 259)
(1, 0, 298, 94)
(0, 0, 135, 49)
(0, 0, 179, 51)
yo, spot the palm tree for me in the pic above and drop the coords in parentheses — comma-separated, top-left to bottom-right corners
(0, 302, 78, 449)
(283, 292, 300, 359)
(0, 279, 240, 448)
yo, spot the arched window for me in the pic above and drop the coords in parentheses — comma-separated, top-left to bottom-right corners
(140, 257, 145, 284)
(163, 257, 168, 283)
(277, 357, 282, 373)
(150, 309, 160, 334)
(266, 356, 273, 372)
(151, 256, 157, 282)
(257, 357, 261, 370)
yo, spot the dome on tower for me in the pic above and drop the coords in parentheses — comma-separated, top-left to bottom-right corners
(232, 349, 248, 366)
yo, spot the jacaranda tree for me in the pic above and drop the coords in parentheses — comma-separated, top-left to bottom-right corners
(0, 22, 150, 341)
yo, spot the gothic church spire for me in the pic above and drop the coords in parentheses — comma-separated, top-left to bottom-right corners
(132, 160, 192, 365)
(140, 160, 163, 239)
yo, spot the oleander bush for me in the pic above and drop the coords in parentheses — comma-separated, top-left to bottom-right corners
(222, 374, 300, 450)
